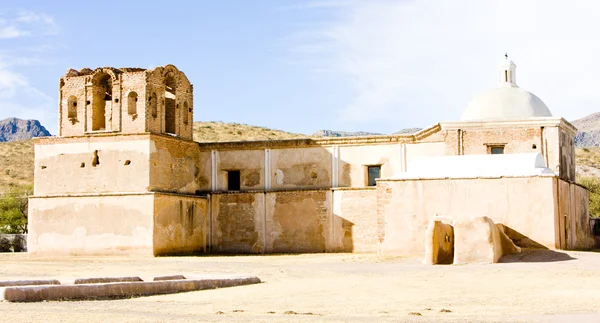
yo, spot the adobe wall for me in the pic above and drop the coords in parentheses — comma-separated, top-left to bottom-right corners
(270, 148, 332, 189)
(153, 194, 209, 256)
(209, 189, 378, 253)
(210, 192, 265, 253)
(440, 119, 576, 181)
(216, 150, 265, 190)
(28, 194, 156, 255)
(33, 136, 152, 195)
(557, 180, 595, 250)
(337, 145, 402, 187)
(28, 193, 209, 256)
(332, 188, 378, 252)
(120, 71, 148, 134)
(145, 66, 194, 140)
(148, 135, 209, 194)
(377, 176, 561, 256)
(59, 75, 87, 137)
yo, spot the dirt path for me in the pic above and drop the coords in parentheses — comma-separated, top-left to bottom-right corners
(0, 250, 599, 322)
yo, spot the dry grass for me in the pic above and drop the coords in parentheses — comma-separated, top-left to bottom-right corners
(193, 121, 308, 142)
(576, 147, 600, 169)
(0, 140, 34, 192)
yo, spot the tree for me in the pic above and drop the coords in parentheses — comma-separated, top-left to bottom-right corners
(0, 185, 31, 234)
(578, 177, 600, 218)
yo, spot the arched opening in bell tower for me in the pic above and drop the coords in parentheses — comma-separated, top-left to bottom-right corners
(164, 75, 177, 135)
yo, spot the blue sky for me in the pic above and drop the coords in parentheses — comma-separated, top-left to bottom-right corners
(1, 0, 600, 135)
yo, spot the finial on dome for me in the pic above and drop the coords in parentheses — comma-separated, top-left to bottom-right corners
(499, 54, 517, 87)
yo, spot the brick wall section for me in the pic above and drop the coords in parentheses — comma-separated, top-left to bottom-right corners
(376, 182, 392, 244)
(59, 76, 87, 137)
(462, 127, 542, 155)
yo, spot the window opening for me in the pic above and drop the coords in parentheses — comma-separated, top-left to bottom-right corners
(164, 75, 177, 134)
(490, 146, 504, 154)
(68, 96, 78, 123)
(127, 92, 138, 116)
(227, 170, 241, 191)
(183, 101, 189, 125)
(367, 166, 381, 187)
(92, 73, 111, 131)
(149, 93, 158, 118)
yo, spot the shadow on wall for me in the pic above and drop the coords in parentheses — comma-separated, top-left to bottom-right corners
(499, 248, 575, 263)
(338, 217, 355, 253)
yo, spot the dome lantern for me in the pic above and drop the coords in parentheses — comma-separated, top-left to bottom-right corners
(460, 55, 552, 121)
(500, 53, 517, 88)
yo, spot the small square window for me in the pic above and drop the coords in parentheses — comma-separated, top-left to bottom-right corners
(490, 146, 504, 154)
(227, 170, 241, 191)
(367, 166, 381, 187)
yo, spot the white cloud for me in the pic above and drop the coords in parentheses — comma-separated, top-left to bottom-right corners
(0, 58, 56, 134)
(0, 25, 28, 39)
(292, 0, 600, 128)
(0, 10, 57, 39)
(0, 11, 58, 134)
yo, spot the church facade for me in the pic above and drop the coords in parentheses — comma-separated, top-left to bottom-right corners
(27, 58, 594, 258)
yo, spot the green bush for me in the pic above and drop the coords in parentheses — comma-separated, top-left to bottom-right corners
(578, 177, 600, 218)
(0, 185, 31, 234)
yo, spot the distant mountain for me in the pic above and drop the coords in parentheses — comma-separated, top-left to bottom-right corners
(394, 128, 422, 135)
(312, 128, 423, 137)
(572, 113, 600, 147)
(312, 129, 383, 137)
(0, 118, 51, 142)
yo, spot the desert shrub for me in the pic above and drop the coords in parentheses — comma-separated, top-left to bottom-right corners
(578, 177, 600, 218)
(12, 235, 25, 252)
(0, 237, 11, 252)
(0, 185, 31, 234)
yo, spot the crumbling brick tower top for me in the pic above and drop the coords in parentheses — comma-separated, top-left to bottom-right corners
(58, 64, 193, 140)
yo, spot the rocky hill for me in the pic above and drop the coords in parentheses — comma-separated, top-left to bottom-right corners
(0, 118, 51, 142)
(313, 128, 423, 137)
(573, 112, 600, 147)
(312, 129, 383, 137)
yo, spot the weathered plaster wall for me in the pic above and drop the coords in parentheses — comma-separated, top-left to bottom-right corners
(266, 190, 332, 253)
(28, 194, 155, 255)
(461, 127, 541, 155)
(337, 145, 402, 187)
(332, 189, 378, 252)
(148, 136, 207, 194)
(209, 189, 376, 254)
(559, 128, 576, 181)
(378, 176, 560, 256)
(153, 194, 208, 256)
(211, 192, 265, 253)
(557, 180, 595, 250)
(34, 138, 151, 195)
(270, 148, 332, 189)
(216, 150, 265, 190)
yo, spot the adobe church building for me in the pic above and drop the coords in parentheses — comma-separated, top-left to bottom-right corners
(27, 57, 595, 260)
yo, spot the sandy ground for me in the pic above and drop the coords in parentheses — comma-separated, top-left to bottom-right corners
(0, 249, 599, 322)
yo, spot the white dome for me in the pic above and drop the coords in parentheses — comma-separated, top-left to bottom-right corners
(461, 56, 553, 121)
(461, 86, 552, 121)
